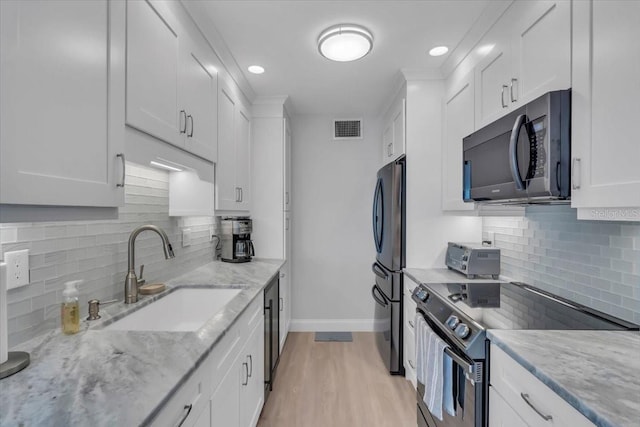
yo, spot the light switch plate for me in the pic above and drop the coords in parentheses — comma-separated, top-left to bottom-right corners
(182, 229, 192, 248)
(5, 249, 29, 290)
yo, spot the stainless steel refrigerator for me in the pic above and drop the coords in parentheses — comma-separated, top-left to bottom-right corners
(371, 156, 405, 374)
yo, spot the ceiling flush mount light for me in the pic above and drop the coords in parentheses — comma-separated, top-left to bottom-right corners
(318, 24, 373, 62)
(248, 65, 265, 74)
(429, 46, 449, 57)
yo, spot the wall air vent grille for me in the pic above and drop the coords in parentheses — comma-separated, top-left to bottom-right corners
(333, 119, 362, 140)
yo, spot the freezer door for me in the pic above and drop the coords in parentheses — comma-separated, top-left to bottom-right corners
(371, 262, 404, 374)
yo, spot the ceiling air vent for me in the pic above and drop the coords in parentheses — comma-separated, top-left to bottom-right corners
(333, 119, 362, 140)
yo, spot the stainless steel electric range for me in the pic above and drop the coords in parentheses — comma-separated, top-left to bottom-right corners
(411, 281, 639, 427)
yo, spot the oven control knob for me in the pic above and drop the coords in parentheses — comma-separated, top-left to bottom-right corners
(455, 323, 471, 339)
(446, 315, 460, 330)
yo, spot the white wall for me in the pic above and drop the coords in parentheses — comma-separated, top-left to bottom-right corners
(404, 79, 482, 268)
(290, 115, 381, 331)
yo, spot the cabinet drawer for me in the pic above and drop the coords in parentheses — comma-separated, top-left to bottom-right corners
(150, 356, 212, 427)
(489, 386, 528, 427)
(490, 344, 595, 427)
(403, 321, 417, 388)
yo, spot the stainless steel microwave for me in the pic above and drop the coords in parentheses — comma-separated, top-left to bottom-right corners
(463, 90, 571, 204)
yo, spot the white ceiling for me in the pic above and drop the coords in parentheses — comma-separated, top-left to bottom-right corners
(197, 1, 490, 116)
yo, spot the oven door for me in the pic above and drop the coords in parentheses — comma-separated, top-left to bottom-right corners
(416, 314, 482, 427)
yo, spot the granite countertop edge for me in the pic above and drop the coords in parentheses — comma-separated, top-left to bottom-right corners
(0, 258, 284, 427)
(487, 330, 614, 427)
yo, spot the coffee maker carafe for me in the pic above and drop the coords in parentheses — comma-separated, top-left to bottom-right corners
(220, 218, 254, 263)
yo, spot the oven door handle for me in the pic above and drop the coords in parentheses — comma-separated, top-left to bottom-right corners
(444, 347, 474, 377)
(371, 284, 388, 307)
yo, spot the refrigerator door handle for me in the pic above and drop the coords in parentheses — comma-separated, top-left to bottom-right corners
(371, 284, 388, 307)
(372, 178, 383, 253)
(371, 262, 389, 279)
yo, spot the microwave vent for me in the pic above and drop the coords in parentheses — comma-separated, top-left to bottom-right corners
(333, 119, 362, 140)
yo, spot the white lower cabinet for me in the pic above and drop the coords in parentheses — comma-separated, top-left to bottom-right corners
(152, 294, 264, 427)
(403, 278, 418, 389)
(489, 344, 595, 427)
(489, 386, 527, 427)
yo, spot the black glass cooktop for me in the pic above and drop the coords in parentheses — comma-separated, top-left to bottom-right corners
(424, 281, 639, 331)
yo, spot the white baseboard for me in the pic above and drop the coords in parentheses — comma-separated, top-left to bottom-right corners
(289, 318, 386, 332)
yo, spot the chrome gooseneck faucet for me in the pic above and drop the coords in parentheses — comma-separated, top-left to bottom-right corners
(125, 225, 175, 304)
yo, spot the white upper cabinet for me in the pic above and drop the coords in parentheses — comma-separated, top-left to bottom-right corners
(510, 0, 571, 106)
(0, 0, 125, 207)
(126, 0, 217, 162)
(382, 98, 406, 163)
(216, 81, 251, 212)
(475, 35, 513, 128)
(475, 0, 571, 129)
(180, 40, 218, 162)
(126, 0, 180, 147)
(284, 118, 292, 212)
(571, 0, 640, 219)
(442, 71, 476, 211)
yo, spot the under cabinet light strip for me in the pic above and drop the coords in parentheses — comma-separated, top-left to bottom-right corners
(149, 161, 183, 172)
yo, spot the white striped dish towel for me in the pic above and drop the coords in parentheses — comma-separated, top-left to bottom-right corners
(415, 313, 449, 421)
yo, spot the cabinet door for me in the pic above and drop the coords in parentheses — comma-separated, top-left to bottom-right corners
(284, 117, 292, 211)
(181, 41, 217, 162)
(571, 0, 640, 213)
(241, 320, 265, 427)
(0, 0, 125, 207)
(216, 84, 238, 210)
(382, 123, 394, 161)
(510, 0, 571, 107)
(210, 353, 241, 427)
(474, 39, 512, 128)
(442, 71, 476, 211)
(126, 0, 181, 147)
(489, 387, 528, 427)
(391, 99, 406, 161)
(235, 104, 252, 211)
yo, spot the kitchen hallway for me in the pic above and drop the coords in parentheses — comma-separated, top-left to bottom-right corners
(258, 333, 416, 427)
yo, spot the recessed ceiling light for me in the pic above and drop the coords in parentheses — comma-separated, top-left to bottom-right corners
(429, 46, 449, 57)
(248, 65, 265, 74)
(318, 24, 373, 62)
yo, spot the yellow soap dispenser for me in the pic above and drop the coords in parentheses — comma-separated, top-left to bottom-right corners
(61, 280, 81, 335)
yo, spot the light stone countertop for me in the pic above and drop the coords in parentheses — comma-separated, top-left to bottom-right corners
(404, 267, 504, 285)
(0, 258, 284, 427)
(488, 330, 640, 427)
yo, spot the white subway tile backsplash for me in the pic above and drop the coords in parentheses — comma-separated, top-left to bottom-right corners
(484, 205, 640, 323)
(0, 162, 216, 347)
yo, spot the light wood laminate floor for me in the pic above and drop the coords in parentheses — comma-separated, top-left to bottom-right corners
(257, 332, 417, 427)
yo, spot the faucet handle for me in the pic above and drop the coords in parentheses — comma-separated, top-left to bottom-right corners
(137, 264, 146, 286)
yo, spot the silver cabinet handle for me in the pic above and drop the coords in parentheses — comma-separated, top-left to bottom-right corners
(572, 158, 581, 190)
(247, 354, 253, 377)
(279, 297, 283, 311)
(242, 362, 249, 386)
(501, 85, 509, 108)
(235, 187, 240, 202)
(285, 218, 290, 230)
(408, 320, 414, 329)
(116, 153, 125, 187)
(285, 192, 290, 205)
(408, 359, 415, 370)
(387, 142, 393, 157)
(520, 393, 552, 421)
(510, 78, 518, 102)
(187, 115, 194, 137)
(175, 404, 193, 427)
(179, 110, 187, 134)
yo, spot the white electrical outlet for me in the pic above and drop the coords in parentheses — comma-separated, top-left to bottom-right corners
(209, 226, 214, 242)
(5, 249, 29, 290)
(182, 229, 192, 247)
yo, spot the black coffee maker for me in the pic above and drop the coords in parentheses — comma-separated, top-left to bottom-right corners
(220, 218, 254, 263)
